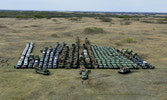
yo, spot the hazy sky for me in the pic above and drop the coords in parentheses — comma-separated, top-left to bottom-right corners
(0, 0, 167, 12)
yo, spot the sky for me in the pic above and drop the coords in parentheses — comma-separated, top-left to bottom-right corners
(0, 0, 167, 13)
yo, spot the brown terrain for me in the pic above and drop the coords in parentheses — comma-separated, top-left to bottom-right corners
(0, 17, 167, 100)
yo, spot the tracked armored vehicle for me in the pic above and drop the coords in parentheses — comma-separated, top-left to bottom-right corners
(35, 67, 50, 75)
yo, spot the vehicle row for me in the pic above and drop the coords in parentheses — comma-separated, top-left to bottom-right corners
(91, 45, 138, 69)
(117, 49, 154, 69)
(15, 39, 154, 70)
(16, 42, 34, 68)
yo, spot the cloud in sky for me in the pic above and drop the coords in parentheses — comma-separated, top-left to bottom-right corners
(0, 0, 167, 12)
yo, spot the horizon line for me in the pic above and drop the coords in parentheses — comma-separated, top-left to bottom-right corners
(0, 9, 167, 14)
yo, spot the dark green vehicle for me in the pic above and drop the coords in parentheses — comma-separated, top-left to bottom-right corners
(34, 67, 50, 75)
(118, 67, 130, 74)
(81, 72, 88, 80)
(80, 70, 91, 80)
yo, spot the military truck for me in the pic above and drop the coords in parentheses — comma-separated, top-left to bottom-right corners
(15, 59, 23, 68)
(28, 54, 34, 68)
(22, 57, 29, 68)
(33, 55, 39, 68)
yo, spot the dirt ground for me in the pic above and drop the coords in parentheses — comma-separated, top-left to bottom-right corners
(0, 17, 167, 100)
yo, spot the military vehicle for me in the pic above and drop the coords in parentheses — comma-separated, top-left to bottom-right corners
(35, 67, 50, 75)
(28, 60, 34, 68)
(38, 47, 48, 68)
(28, 54, 34, 68)
(53, 55, 58, 68)
(81, 72, 88, 80)
(91, 45, 139, 69)
(33, 60, 39, 68)
(53, 42, 65, 68)
(48, 42, 59, 68)
(48, 57, 53, 68)
(33, 55, 40, 67)
(43, 47, 52, 69)
(26, 42, 34, 58)
(79, 44, 93, 69)
(15, 42, 30, 68)
(80, 70, 91, 80)
(68, 44, 76, 68)
(35, 55, 39, 60)
(29, 54, 34, 60)
(84, 38, 95, 69)
(118, 49, 154, 69)
(61, 45, 69, 68)
(15, 39, 155, 72)
(22, 57, 29, 68)
(118, 67, 130, 74)
(21, 42, 30, 57)
(20, 42, 34, 68)
(15, 59, 23, 68)
(74, 37, 80, 68)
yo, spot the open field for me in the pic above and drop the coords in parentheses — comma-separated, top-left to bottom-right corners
(0, 17, 167, 100)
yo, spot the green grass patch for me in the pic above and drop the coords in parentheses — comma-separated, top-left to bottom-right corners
(122, 37, 136, 43)
(15, 16, 28, 18)
(68, 17, 82, 21)
(118, 15, 133, 19)
(115, 42, 122, 46)
(33, 14, 51, 19)
(99, 17, 112, 22)
(141, 20, 154, 23)
(30, 25, 39, 27)
(84, 27, 104, 34)
(162, 18, 167, 21)
(131, 18, 140, 21)
(51, 34, 59, 38)
(157, 21, 167, 24)
(52, 19, 57, 22)
(120, 21, 132, 25)
(0, 25, 7, 28)
(62, 32, 72, 37)
(123, 18, 130, 21)
(157, 18, 167, 24)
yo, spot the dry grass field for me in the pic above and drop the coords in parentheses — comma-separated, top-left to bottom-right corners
(0, 17, 167, 100)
